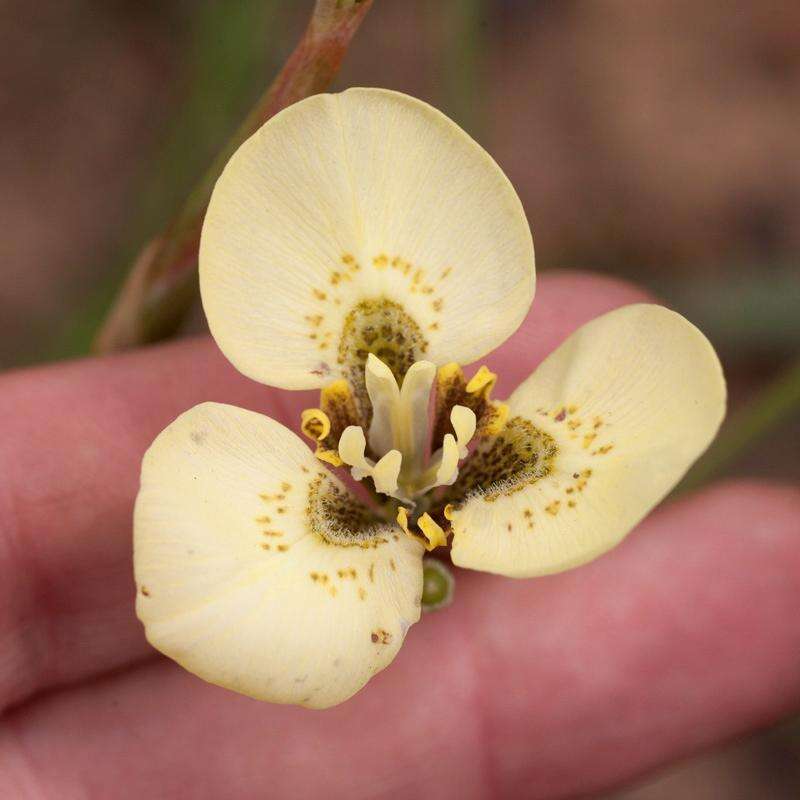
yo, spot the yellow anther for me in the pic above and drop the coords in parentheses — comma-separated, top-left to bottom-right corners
(465, 365, 497, 399)
(396, 506, 415, 541)
(316, 449, 344, 467)
(437, 362, 465, 385)
(418, 514, 447, 551)
(482, 401, 509, 436)
(396, 508, 447, 551)
(443, 503, 456, 521)
(301, 407, 346, 466)
(301, 379, 361, 467)
(301, 408, 331, 441)
(320, 378, 352, 406)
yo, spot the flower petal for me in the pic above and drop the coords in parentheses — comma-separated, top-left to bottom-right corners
(200, 88, 535, 390)
(134, 402, 423, 709)
(448, 304, 726, 577)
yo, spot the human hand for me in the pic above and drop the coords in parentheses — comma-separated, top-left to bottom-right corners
(1, 272, 798, 799)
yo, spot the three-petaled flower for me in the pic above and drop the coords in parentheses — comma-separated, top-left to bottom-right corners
(134, 89, 726, 709)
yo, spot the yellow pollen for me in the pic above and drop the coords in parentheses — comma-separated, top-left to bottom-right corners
(301, 408, 331, 441)
(466, 365, 498, 398)
(396, 508, 446, 551)
(418, 514, 447, 551)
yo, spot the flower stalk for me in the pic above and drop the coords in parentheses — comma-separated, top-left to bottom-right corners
(421, 558, 455, 612)
(93, 0, 373, 354)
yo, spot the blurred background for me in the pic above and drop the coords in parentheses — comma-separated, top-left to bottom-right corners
(1, 0, 797, 795)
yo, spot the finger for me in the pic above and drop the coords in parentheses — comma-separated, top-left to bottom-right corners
(0, 271, 651, 710)
(487, 269, 656, 396)
(0, 334, 272, 712)
(1, 481, 798, 800)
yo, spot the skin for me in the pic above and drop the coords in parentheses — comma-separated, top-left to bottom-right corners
(0, 271, 798, 799)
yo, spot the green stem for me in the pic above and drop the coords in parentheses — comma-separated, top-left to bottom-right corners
(679, 356, 800, 493)
(440, 0, 486, 139)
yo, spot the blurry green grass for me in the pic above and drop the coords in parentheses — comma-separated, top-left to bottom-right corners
(52, 0, 286, 361)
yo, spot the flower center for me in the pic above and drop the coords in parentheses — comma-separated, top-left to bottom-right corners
(337, 297, 429, 421)
(300, 350, 516, 550)
(337, 354, 476, 504)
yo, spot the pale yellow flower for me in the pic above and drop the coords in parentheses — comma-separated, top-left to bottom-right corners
(133, 89, 726, 709)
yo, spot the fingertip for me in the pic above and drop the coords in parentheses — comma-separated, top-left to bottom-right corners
(535, 268, 658, 308)
(677, 477, 800, 520)
(451, 478, 800, 796)
(666, 478, 800, 565)
(487, 269, 658, 393)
